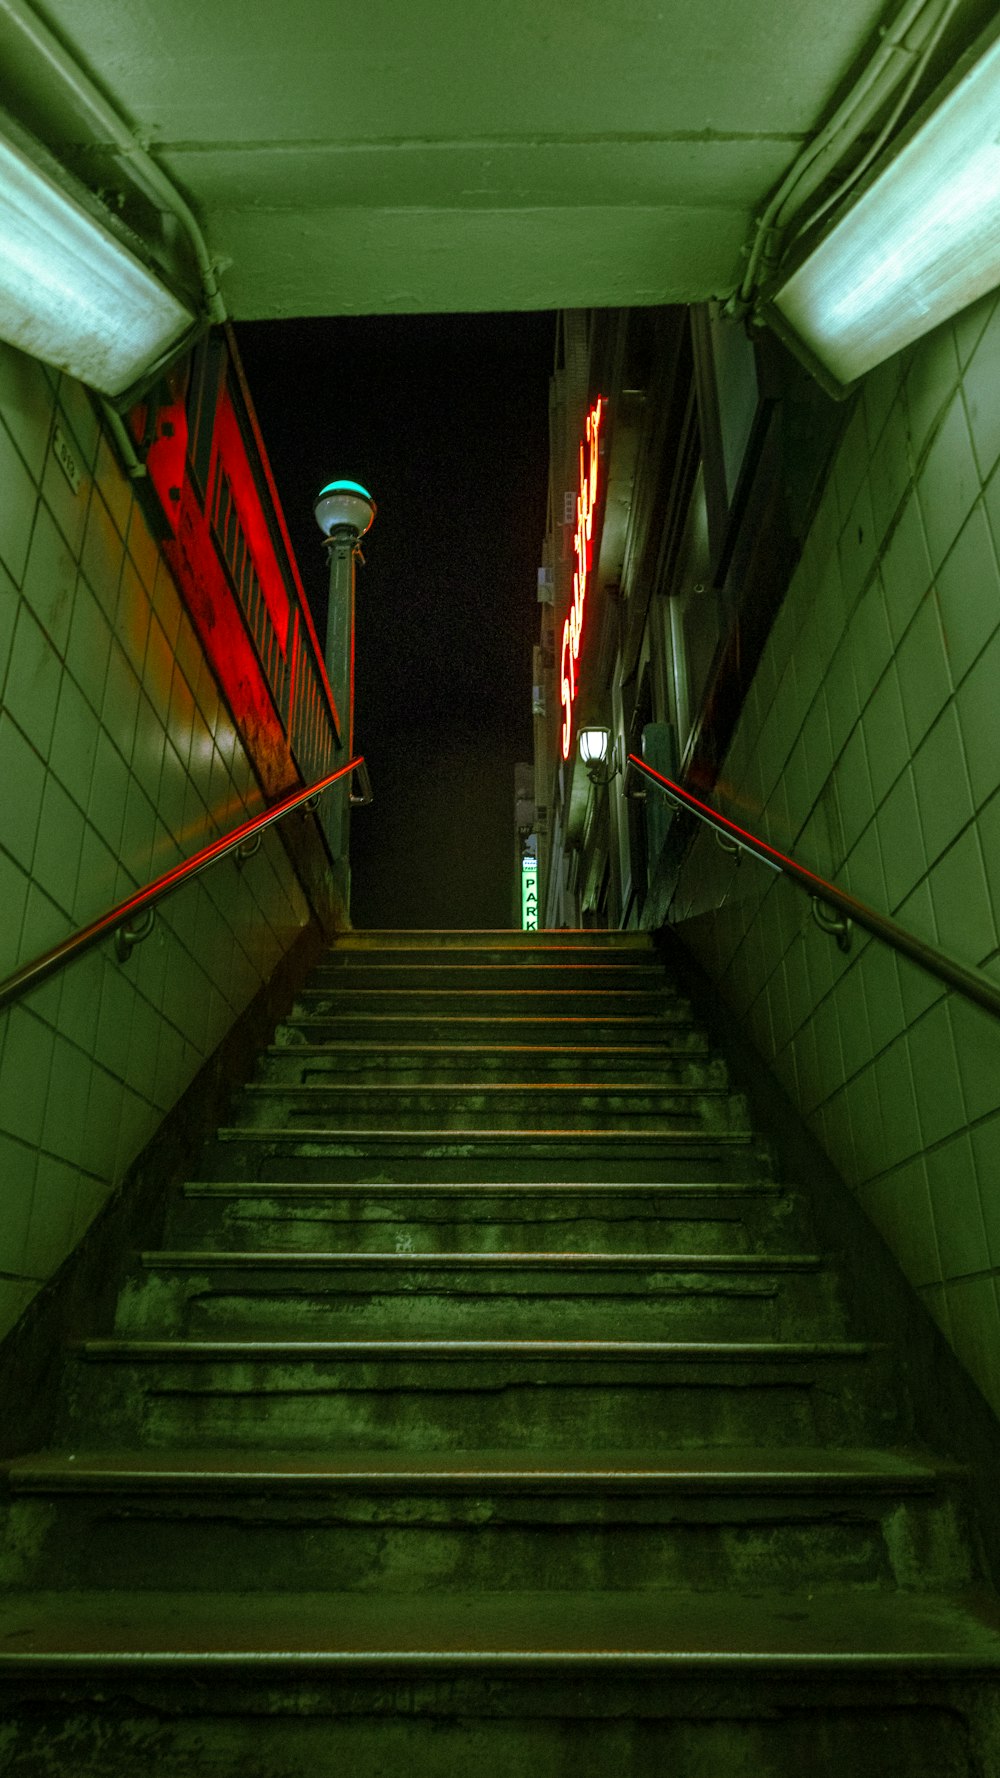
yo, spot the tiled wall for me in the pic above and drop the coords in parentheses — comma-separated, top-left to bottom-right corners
(671, 291, 1000, 1417)
(0, 343, 311, 1342)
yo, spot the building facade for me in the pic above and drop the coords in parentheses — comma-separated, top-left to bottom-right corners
(533, 295, 1000, 1421)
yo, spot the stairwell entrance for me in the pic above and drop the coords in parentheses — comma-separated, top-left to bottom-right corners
(2, 929, 1000, 1773)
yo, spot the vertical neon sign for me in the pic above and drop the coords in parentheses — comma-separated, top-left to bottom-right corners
(560, 396, 604, 761)
(521, 854, 538, 930)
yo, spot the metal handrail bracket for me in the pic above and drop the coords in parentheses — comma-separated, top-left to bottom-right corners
(627, 752, 1000, 1023)
(350, 758, 374, 807)
(0, 755, 369, 1015)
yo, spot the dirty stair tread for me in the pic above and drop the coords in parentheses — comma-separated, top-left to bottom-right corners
(236, 1073, 729, 1088)
(138, 1249, 826, 1270)
(305, 977, 673, 994)
(3, 1586, 1000, 1668)
(284, 1017, 679, 1031)
(2, 1444, 958, 1491)
(283, 1015, 697, 1028)
(215, 1128, 756, 1142)
(310, 963, 667, 974)
(325, 931, 655, 947)
(266, 1043, 706, 1055)
(75, 1336, 874, 1360)
(185, 1179, 787, 1195)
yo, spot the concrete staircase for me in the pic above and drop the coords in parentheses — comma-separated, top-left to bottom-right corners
(2, 928, 1000, 1773)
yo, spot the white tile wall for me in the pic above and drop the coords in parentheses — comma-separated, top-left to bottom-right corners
(0, 344, 312, 1343)
(672, 293, 1000, 1420)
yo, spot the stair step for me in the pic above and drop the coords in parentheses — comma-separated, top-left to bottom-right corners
(206, 1128, 764, 1186)
(117, 1250, 841, 1340)
(326, 930, 656, 950)
(3, 1444, 955, 1490)
(182, 1178, 787, 1200)
(295, 990, 690, 1018)
(2, 1584, 998, 1668)
(279, 1013, 708, 1045)
(231, 1082, 748, 1134)
(73, 1336, 877, 1359)
(173, 1179, 803, 1253)
(259, 1044, 722, 1086)
(215, 1128, 755, 1145)
(307, 963, 669, 989)
(0, 1674, 985, 1778)
(273, 1038, 705, 1049)
(58, 1339, 897, 1452)
(0, 1449, 974, 1595)
(314, 953, 661, 981)
(136, 1248, 827, 1272)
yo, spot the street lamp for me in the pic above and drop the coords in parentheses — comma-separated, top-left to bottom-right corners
(313, 478, 376, 900)
(314, 480, 377, 543)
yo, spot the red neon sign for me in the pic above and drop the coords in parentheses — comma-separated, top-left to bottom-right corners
(560, 396, 604, 760)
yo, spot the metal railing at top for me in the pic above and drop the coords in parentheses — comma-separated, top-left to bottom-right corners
(626, 753, 1000, 1023)
(214, 364, 341, 790)
(0, 758, 372, 1016)
(210, 461, 291, 719)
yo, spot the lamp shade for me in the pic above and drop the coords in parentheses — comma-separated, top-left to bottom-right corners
(0, 118, 197, 399)
(314, 480, 377, 538)
(579, 726, 610, 767)
(766, 19, 1000, 390)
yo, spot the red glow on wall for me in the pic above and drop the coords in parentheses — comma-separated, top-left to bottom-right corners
(129, 365, 188, 532)
(127, 328, 343, 810)
(560, 396, 604, 761)
(211, 388, 291, 652)
(224, 334, 337, 719)
(161, 477, 296, 800)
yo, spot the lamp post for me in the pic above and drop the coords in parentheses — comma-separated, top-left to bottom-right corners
(313, 478, 376, 905)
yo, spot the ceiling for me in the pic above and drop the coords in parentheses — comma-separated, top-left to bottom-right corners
(0, 0, 934, 319)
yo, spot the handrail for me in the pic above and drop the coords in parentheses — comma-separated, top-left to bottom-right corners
(626, 753, 1000, 1023)
(0, 757, 372, 1015)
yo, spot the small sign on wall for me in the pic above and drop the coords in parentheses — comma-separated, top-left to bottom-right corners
(521, 854, 538, 931)
(52, 425, 81, 495)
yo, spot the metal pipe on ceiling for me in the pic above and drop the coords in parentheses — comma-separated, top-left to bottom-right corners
(734, 0, 958, 306)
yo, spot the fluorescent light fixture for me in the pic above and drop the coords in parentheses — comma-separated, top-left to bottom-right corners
(0, 116, 198, 400)
(765, 20, 1000, 391)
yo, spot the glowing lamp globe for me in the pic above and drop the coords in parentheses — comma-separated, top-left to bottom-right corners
(579, 726, 610, 767)
(314, 479, 376, 539)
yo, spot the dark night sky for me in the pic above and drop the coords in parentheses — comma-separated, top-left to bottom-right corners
(235, 312, 554, 931)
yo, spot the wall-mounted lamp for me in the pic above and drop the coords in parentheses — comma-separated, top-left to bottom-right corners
(579, 726, 621, 786)
(0, 112, 199, 400)
(761, 17, 1000, 393)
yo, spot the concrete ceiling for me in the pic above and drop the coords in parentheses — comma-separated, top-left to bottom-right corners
(3, 0, 901, 318)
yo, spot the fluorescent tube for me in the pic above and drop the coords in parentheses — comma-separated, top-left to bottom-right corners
(0, 121, 197, 399)
(768, 22, 1000, 390)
